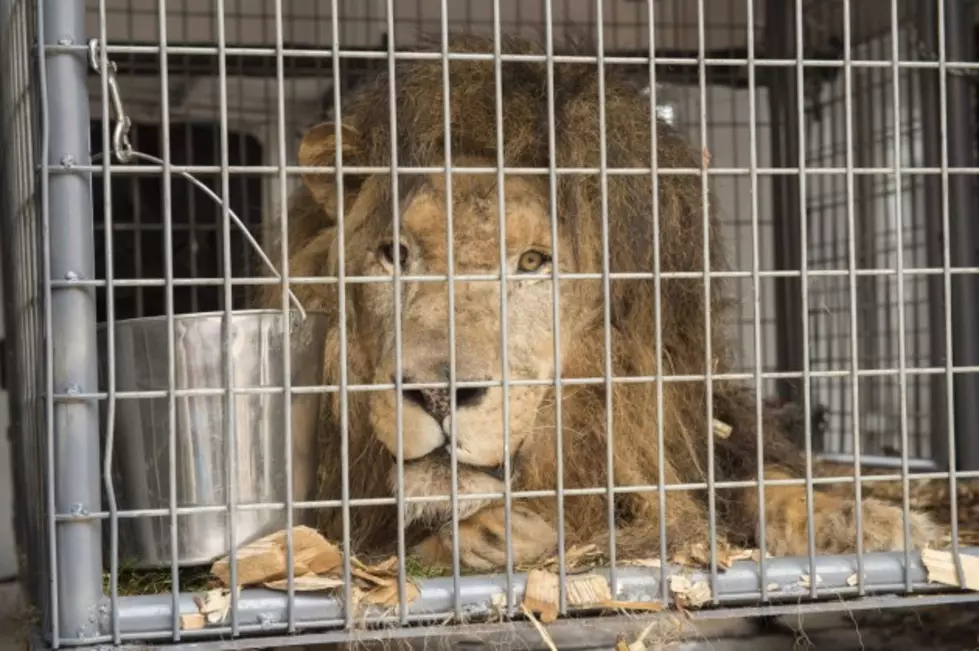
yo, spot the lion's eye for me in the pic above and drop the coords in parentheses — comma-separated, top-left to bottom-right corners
(517, 250, 551, 273)
(379, 241, 410, 267)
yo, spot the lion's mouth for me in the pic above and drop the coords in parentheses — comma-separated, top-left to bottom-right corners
(400, 446, 510, 483)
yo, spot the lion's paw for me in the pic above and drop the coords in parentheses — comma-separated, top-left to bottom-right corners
(412, 504, 557, 572)
(764, 493, 940, 557)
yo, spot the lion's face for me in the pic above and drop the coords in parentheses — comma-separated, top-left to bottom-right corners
(348, 169, 592, 521)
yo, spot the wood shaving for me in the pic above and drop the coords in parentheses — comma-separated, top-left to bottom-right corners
(263, 573, 345, 592)
(922, 548, 979, 591)
(672, 542, 751, 570)
(521, 569, 560, 623)
(520, 568, 618, 623)
(197, 587, 238, 625)
(565, 574, 613, 606)
(179, 613, 206, 630)
(209, 526, 421, 610)
(351, 566, 394, 587)
(361, 556, 399, 575)
(712, 418, 733, 439)
(211, 525, 341, 587)
(668, 575, 712, 609)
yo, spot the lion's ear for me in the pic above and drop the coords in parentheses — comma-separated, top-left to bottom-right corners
(298, 121, 362, 209)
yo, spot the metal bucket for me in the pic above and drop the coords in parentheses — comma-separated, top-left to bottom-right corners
(97, 309, 328, 569)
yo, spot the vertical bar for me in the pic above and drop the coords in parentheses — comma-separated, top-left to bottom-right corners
(594, 0, 619, 595)
(37, 0, 103, 644)
(156, 0, 181, 638)
(694, 0, 718, 601)
(765, 0, 804, 403)
(490, 0, 516, 616)
(329, 0, 356, 630)
(917, 0, 950, 469)
(943, 0, 979, 472)
(438, 0, 463, 620)
(842, 0, 867, 597)
(214, 0, 239, 635)
(646, 0, 671, 605)
(272, 0, 297, 633)
(793, 0, 818, 600)
(384, 0, 409, 623)
(888, 0, 913, 590)
(745, 0, 768, 602)
(936, 0, 966, 590)
(542, 0, 568, 615)
(95, 0, 119, 645)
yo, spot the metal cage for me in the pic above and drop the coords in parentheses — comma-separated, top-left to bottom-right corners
(2, 0, 979, 649)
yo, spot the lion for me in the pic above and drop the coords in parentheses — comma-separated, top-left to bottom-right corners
(256, 33, 939, 571)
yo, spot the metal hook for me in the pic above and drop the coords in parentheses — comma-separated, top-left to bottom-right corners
(88, 38, 134, 163)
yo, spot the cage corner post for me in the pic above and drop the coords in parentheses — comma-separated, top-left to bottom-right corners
(39, 0, 106, 641)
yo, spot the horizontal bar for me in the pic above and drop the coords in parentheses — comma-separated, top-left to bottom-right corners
(43, 265, 979, 291)
(49, 364, 979, 404)
(42, 42, 979, 71)
(40, 163, 979, 176)
(90, 549, 979, 646)
(51, 468, 971, 521)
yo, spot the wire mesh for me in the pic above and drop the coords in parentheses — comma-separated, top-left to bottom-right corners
(0, 0, 49, 635)
(805, 13, 938, 465)
(3, 0, 979, 648)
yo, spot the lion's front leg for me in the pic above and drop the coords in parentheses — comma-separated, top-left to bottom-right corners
(747, 466, 940, 557)
(412, 503, 558, 571)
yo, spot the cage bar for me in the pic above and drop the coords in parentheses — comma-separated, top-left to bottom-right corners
(918, 0, 952, 471)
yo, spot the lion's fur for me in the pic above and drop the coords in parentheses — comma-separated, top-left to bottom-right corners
(255, 33, 938, 568)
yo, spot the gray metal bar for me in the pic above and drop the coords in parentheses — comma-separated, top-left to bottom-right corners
(90, 593, 979, 651)
(887, 0, 913, 590)
(943, 0, 979, 472)
(764, 0, 804, 402)
(918, 0, 951, 470)
(38, 0, 104, 643)
(109, 548, 979, 639)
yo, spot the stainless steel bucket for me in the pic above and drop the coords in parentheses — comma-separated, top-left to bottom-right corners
(97, 309, 328, 569)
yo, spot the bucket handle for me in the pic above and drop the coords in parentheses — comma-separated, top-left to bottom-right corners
(87, 38, 308, 321)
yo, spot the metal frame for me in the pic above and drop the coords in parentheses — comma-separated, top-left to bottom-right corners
(38, 0, 104, 642)
(2, 0, 979, 648)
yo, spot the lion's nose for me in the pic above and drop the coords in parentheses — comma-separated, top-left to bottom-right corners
(399, 376, 488, 421)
